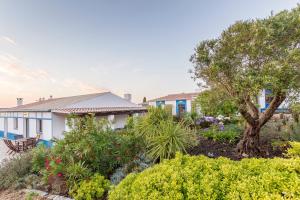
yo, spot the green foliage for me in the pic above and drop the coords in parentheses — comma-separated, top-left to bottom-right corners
(195, 88, 237, 117)
(261, 119, 300, 142)
(0, 152, 33, 190)
(134, 107, 198, 161)
(286, 142, 300, 158)
(201, 124, 242, 143)
(25, 192, 39, 200)
(64, 161, 92, 189)
(164, 104, 173, 116)
(180, 111, 200, 129)
(109, 154, 300, 200)
(51, 115, 141, 178)
(291, 103, 300, 123)
(70, 174, 110, 200)
(135, 106, 173, 138)
(31, 145, 50, 173)
(190, 6, 300, 153)
(147, 120, 198, 161)
(191, 7, 300, 98)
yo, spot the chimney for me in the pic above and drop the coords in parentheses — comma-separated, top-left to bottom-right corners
(124, 93, 132, 102)
(17, 98, 23, 106)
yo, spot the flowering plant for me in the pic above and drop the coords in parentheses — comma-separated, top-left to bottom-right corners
(45, 156, 64, 178)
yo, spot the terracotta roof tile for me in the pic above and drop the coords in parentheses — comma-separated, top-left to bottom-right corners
(149, 92, 200, 102)
(52, 107, 147, 114)
(1, 92, 143, 113)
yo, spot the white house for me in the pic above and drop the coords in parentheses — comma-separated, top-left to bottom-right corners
(148, 92, 199, 116)
(258, 89, 290, 113)
(0, 92, 146, 147)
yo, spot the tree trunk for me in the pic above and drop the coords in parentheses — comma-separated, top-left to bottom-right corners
(237, 124, 261, 156)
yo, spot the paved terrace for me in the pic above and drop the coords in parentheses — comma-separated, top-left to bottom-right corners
(0, 139, 10, 164)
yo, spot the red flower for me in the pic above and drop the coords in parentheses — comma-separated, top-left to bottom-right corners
(57, 173, 63, 177)
(45, 158, 50, 169)
(55, 158, 62, 164)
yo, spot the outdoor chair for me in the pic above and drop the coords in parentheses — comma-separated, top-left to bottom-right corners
(3, 138, 23, 155)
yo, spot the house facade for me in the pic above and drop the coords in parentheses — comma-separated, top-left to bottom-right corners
(0, 92, 146, 147)
(258, 89, 290, 113)
(148, 92, 200, 116)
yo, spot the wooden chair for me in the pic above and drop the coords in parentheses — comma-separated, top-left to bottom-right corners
(33, 133, 41, 147)
(3, 138, 23, 155)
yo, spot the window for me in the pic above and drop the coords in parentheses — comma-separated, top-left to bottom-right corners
(37, 119, 43, 133)
(156, 101, 165, 108)
(13, 118, 18, 130)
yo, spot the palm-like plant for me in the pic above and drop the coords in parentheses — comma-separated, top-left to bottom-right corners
(147, 120, 198, 161)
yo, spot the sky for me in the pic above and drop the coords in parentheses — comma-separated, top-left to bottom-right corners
(0, 0, 299, 106)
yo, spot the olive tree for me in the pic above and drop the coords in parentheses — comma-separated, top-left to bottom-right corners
(190, 7, 300, 155)
(195, 88, 237, 117)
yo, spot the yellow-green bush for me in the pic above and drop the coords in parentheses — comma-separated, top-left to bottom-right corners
(286, 142, 300, 158)
(70, 173, 110, 200)
(109, 154, 300, 200)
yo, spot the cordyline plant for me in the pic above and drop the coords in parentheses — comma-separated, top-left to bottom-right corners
(190, 7, 300, 156)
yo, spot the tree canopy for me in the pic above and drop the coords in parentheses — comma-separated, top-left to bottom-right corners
(195, 88, 237, 117)
(190, 6, 300, 155)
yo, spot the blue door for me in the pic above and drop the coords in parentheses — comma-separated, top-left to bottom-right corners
(176, 100, 187, 116)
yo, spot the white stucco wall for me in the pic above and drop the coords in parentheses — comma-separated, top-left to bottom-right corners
(258, 90, 266, 110)
(52, 113, 66, 140)
(0, 111, 53, 140)
(186, 100, 192, 113)
(258, 89, 290, 111)
(112, 114, 128, 129)
(28, 119, 36, 138)
(0, 118, 4, 131)
(149, 99, 192, 115)
(42, 120, 52, 140)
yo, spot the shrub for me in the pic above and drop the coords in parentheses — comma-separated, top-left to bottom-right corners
(31, 144, 50, 173)
(65, 161, 92, 188)
(147, 120, 198, 161)
(109, 154, 300, 200)
(286, 142, 300, 158)
(51, 115, 142, 178)
(291, 103, 300, 123)
(194, 88, 238, 117)
(195, 116, 219, 128)
(201, 124, 242, 143)
(0, 152, 33, 190)
(134, 107, 198, 161)
(180, 112, 200, 129)
(110, 154, 152, 185)
(135, 106, 173, 139)
(70, 173, 110, 200)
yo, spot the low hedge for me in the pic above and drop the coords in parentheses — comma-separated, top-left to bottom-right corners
(109, 154, 300, 200)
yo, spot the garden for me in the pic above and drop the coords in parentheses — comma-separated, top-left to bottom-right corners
(0, 105, 300, 199)
(1, 5, 300, 200)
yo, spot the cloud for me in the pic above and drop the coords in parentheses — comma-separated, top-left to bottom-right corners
(62, 78, 107, 94)
(0, 36, 17, 46)
(0, 54, 50, 81)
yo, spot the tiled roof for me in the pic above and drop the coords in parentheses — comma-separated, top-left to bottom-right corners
(52, 107, 147, 114)
(2, 92, 145, 114)
(149, 92, 200, 102)
(6, 93, 108, 111)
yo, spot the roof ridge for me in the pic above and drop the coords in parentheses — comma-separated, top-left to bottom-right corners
(12, 91, 110, 109)
(148, 92, 200, 102)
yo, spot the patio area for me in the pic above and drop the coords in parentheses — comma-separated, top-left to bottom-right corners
(0, 139, 10, 163)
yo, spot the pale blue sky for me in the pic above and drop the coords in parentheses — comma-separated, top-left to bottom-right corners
(0, 0, 298, 106)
